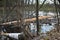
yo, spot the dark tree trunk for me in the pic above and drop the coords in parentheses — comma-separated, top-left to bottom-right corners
(58, 0, 60, 3)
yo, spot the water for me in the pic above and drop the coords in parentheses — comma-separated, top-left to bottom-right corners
(29, 11, 56, 33)
(33, 11, 56, 16)
(41, 24, 54, 33)
(30, 23, 55, 33)
(24, 11, 56, 18)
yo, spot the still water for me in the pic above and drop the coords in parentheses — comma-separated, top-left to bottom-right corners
(41, 23, 54, 33)
(29, 11, 56, 33)
(25, 11, 56, 18)
(30, 23, 55, 33)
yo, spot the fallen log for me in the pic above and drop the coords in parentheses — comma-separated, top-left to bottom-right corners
(1, 16, 51, 25)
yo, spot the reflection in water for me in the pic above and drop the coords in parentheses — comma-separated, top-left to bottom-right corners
(33, 11, 56, 17)
(41, 24, 54, 33)
(30, 23, 55, 33)
(29, 11, 56, 33)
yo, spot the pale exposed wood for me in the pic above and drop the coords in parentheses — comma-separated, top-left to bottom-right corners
(2, 16, 51, 25)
